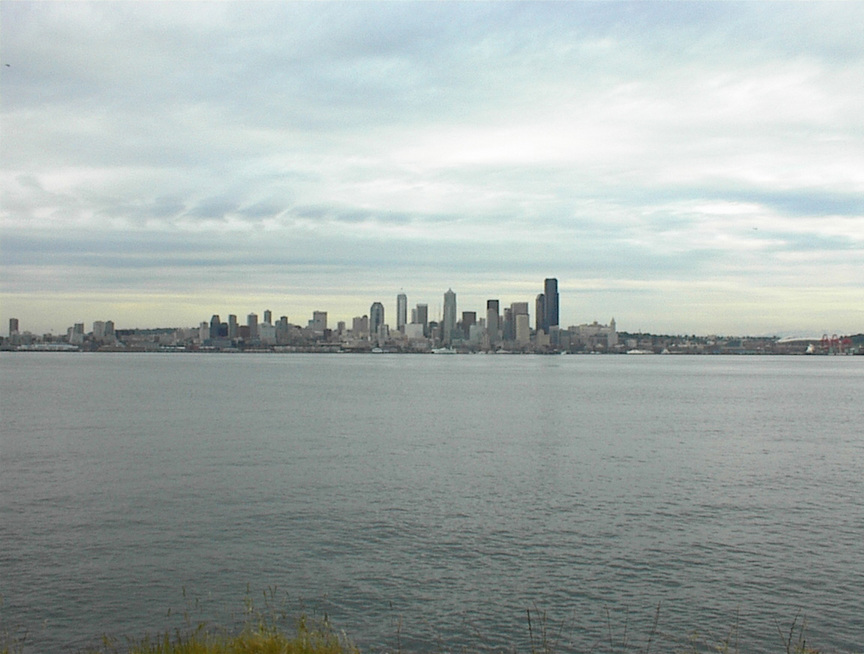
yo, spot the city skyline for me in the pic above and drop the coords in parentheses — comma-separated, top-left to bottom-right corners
(8, 280, 574, 338)
(4, 277, 858, 343)
(2, 3, 863, 336)
(6, 274, 862, 355)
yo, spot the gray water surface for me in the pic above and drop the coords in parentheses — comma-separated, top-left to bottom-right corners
(1, 353, 862, 652)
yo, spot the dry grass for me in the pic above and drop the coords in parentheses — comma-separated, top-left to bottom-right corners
(87, 611, 357, 654)
(0, 593, 844, 654)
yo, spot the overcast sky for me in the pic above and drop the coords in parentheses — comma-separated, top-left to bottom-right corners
(2, 2, 862, 336)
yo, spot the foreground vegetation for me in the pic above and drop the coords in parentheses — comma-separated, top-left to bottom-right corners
(91, 613, 356, 654)
(0, 593, 841, 654)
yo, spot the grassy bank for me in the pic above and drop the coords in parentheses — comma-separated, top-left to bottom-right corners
(0, 594, 835, 654)
(89, 613, 356, 654)
(1, 593, 357, 654)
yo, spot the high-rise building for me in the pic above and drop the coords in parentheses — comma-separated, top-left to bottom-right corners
(276, 316, 290, 343)
(428, 320, 440, 343)
(486, 300, 500, 344)
(396, 293, 408, 333)
(309, 311, 328, 332)
(375, 324, 389, 345)
(442, 289, 457, 346)
(511, 301, 529, 317)
(370, 302, 385, 339)
(259, 322, 276, 345)
(9, 318, 19, 336)
(515, 313, 531, 344)
(536, 293, 545, 334)
(353, 315, 369, 338)
(507, 302, 528, 341)
(405, 323, 425, 340)
(263, 309, 272, 325)
(544, 278, 559, 331)
(461, 311, 476, 339)
(415, 303, 429, 336)
(69, 323, 85, 345)
(210, 315, 222, 339)
(503, 307, 513, 341)
(247, 313, 259, 340)
(228, 315, 238, 339)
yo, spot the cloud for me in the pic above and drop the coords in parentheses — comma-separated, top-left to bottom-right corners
(2, 2, 863, 334)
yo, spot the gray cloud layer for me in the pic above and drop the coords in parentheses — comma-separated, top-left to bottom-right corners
(2, 2, 863, 334)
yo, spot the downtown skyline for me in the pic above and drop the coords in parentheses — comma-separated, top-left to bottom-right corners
(7, 278, 567, 340)
(2, 2, 863, 337)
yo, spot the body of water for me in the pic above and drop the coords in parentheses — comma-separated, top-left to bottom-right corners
(1, 353, 862, 652)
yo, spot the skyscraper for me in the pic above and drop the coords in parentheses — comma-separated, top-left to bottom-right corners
(310, 311, 327, 332)
(396, 293, 407, 333)
(503, 307, 513, 341)
(370, 302, 385, 339)
(415, 303, 429, 336)
(247, 313, 259, 340)
(515, 313, 531, 344)
(509, 302, 529, 341)
(461, 311, 476, 339)
(536, 294, 545, 333)
(9, 318, 19, 336)
(544, 278, 559, 331)
(276, 316, 290, 343)
(486, 299, 500, 344)
(442, 289, 457, 346)
(70, 323, 85, 345)
(353, 314, 369, 338)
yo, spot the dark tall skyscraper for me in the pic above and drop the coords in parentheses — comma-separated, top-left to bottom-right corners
(370, 301, 385, 338)
(544, 278, 559, 331)
(415, 303, 429, 336)
(535, 278, 559, 334)
(209, 314, 221, 339)
(461, 311, 476, 339)
(396, 293, 407, 333)
(536, 294, 545, 333)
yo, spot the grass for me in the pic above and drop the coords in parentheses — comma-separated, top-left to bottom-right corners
(83, 590, 359, 654)
(89, 613, 356, 654)
(0, 589, 358, 654)
(0, 592, 844, 654)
